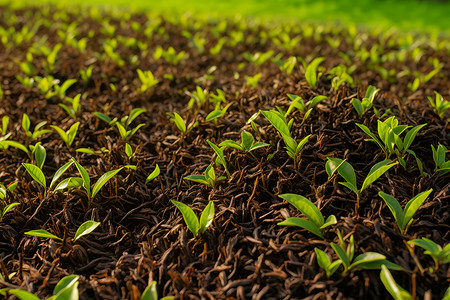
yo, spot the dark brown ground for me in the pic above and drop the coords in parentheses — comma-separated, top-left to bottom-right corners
(0, 4, 449, 300)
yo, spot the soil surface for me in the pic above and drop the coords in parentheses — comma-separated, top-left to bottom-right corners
(0, 4, 449, 300)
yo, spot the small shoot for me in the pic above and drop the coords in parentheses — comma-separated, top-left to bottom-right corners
(326, 158, 398, 217)
(277, 193, 337, 239)
(245, 73, 262, 88)
(167, 112, 198, 135)
(219, 130, 269, 153)
(352, 85, 380, 117)
(314, 248, 342, 278)
(141, 281, 174, 300)
(25, 221, 100, 242)
(407, 238, 450, 271)
(431, 144, 450, 176)
(380, 265, 413, 300)
(207, 140, 230, 176)
(205, 103, 231, 124)
(146, 164, 160, 184)
(58, 93, 81, 119)
(305, 57, 324, 88)
(171, 200, 214, 237)
(428, 91, 450, 119)
(0, 203, 20, 221)
(378, 189, 433, 234)
(1, 115, 9, 136)
(137, 69, 159, 93)
(184, 165, 226, 188)
(285, 94, 327, 122)
(22, 113, 51, 142)
(50, 122, 80, 147)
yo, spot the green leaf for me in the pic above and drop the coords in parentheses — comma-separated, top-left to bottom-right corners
(7, 289, 40, 300)
(350, 252, 386, 269)
(91, 167, 123, 199)
(125, 143, 133, 158)
(48, 275, 79, 300)
(54, 177, 83, 192)
(207, 140, 228, 175)
(24, 229, 61, 240)
(50, 125, 68, 143)
(183, 175, 209, 185)
(127, 108, 146, 127)
(71, 158, 91, 197)
(406, 150, 427, 177)
(76, 148, 97, 155)
(146, 164, 160, 184)
(141, 281, 158, 300)
(379, 191, 405, 232)
(241, 130, 254, 151)
(408, 238, 441, 256)
(278, 217, 324, 239)
(305, 57, 324, 88)
(205, 110, 223, 122)
(73, 221, 100, 241)
(171, 200, 199, 236)
(0, 140, 30, 154)
(320, 215, 337, 229)
(295, 134, 311, 156)
(260, 110, 290, 137)
(50, 160, 74, 190)
(403, 189, 432, 232)
(331, 242, 350, 268)
(22, 163, 46, 189)
(328, 158, 357, 190)
(66, 122, 80, 146)
(22, 114, 30, 132)
(168, 112, 186, 133)
(279, 193, 324, 227)
(361, 160, 397, 192)
(1, 203, 20, 218)
(352, 98, 364, 116)
(249, 142, 269, 151)
(199, 201, 214, 234)
(93, 112, 112, 124)
(356, 123, 384, 151)
(380, 265, 413, 300)
(403, 124, 426, 152)
(219, 140, 243, 150)
(314, 248, 331, 270)
(34, 144, 46, 169)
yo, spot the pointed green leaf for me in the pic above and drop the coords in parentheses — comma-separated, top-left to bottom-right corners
(331, 242, 350, 268)
(408, 238, 442, 256)
(361, 160, 397, 192)
(25, 229, 61, 240)
(141, 281, 158, 300)
(127, 108, 146, 126)
(50, 125, 68, 144)
(7, 289, 40, 300)
(352, 98, 364, 116)
(184, 175, 209, 185)
(171, 200, 199, 236)
(199, 201, 214, 233)
(22, 163, 46, 189)
(241, 131, 254, 151)
(205, 110, 223, 122)
(93, 112, 112, 124)
(380, 265, 413, 300)
(279, 193, 324, 227)
(0, 140, 30, 154)
(54, 177, 83, 192)
(73, 221, 100, 241)
(125, 143, 133, 158)
(350, 252, 386, 269)
(403, 189, 432, 231)
(320, 215, 337, 229)
(356, 123, 383, 150)
(71, 158, 91, 197)
(146, 164, 160, 184)
(403, 124, 426, 152)
(2, 202, 20, 218)
(91, 167, 123, 199)
(219, 140, 243, 150)
(34, 144, 46, 169)
(379, 191, 404, 231)
(22, 113, 30, 132)
(51, 275, 79, 299)
(295, 134, 311, 156)
(249, 142, 269, 151)
(277, 217, 324, 239)
(305, 57, 324, 88)
(168, 112, 186, 133)
(260, 110, 290, 137)
(50, 160, 74, 190)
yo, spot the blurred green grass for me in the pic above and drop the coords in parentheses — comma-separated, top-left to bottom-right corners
(6, 0, 450, 35)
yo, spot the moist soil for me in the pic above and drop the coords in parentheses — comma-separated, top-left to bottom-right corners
(0, 5, 449, 300)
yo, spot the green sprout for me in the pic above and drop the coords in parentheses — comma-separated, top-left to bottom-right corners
(285, 94, 327, 123)
(22, 113, 52, 142)
(141, 281, 174, 300)
(380, 265, 413, 300)
(146, 164, 160, 184)
(205, 103, 231, 124)
(378, 189, 433, 234)
(245, 73, 261, 88)
(25, 220, 100, 242)
(94, 108, 146, 140)
(407, 238, 450, 271)
(207, 140, 230, 176)
(326, 157, 398, 217)
(277, 193, 337, 239)
(167, 112, 198, 135)
(184, 165, 226, 188)
(58, 93, 81, 119)
(428, 91, 450, 120)
(352, 85, 379, 117)
(219, 130, 269, 153)
(304, 57, 324, 88)
(171, 200, 214, 237)
(137, 69, 159, 93)
(50, 122, 80, 147)
(431, 144, 450, 176)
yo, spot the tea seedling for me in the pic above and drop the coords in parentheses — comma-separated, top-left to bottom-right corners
(380, 265, 413, 300)
(137, 69, 159, 93)
(146, 164, 160, 184)
(285, 94, 327, 122)
(407, 238, 450, 271)
(58, 93, 81, 119)
(22, 113, 51, 142)
(0, 182, 18, 200)
(94, 108, 146, 140)
(326, 158, 398, 217)
(184, 165, 226, 188)
(205, 103, 231, 124)
(1, 115, 9, 136)
(80, 65, 93, 84)
(314, 248, 342, 278)
(260, 109, 311, 166)
(51, 122, 80, 147)
(242, 50, 273, 66)
(220, 130, 269, 153)
(245, 73, 261, 88)
(352, 85, 379, 117)
(167, 112, 198, 135)
(171, 200, 214, 237)
(207, 140, 230, 176)
(431, 144, 450, 176)
(277, 193, 337, 239)
(305, 57, 324, 88)
(428, 91, 450, 119)
(0, 202, 19, 221)
(378, 189, 433, 234)
(273, 56, 297, 75)
(25, 220, 100, 242)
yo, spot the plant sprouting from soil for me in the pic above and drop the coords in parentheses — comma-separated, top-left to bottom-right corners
(277, 193, 337, 239)
(427, 91, 450, 119)
(25, 220, 100, 242)
(207, 140, 230, 176)
(352, 85, 379, 117)
(141, 281, 174, 300)
(380, 265, 413, 300)
(407, 238, 450, 271)
(171, 200, 214, 237)
(378, 189, 433, 234)
(305, 57, 324, 88)
(22, 113, 52, 142)
(220, 130, 269, 153)
(431, 143, 450, 176)
(184, 165, 226, 188)
(285, 94, 327, 123)
(51, 122, 80, 147)
(137, 69, 159, 93)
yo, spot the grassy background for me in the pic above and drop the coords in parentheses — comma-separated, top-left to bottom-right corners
(6, 0, 450, 35)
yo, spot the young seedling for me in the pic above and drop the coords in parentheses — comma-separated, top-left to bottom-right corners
(277, 193, 337, 239)
(51, 122, 80, 147)
(407, 238, 450, 271)
(0, 182, 18, 201)
(273, 56, 297, 75)
(328, 233, 401, 276)
(352, 85, 380, 117)
(356, 116, 426, 169)
(378, 189, 433, 234)
(146, 164, 160, 184)
(64, 158, 124, 203)
(428, 91, 450, 119)
(326, 158, 398, 217)
(141, 281, 174, 300)
(242, 50, 274, 66)
(207, 140, 230, 176)
(25, 220, 100, 242)
(22, 113, 52, 142)
(184, 165, 226, 188)
(431, 144, 450, 176)
(260, 109, 311, 167)
(314, 248, 342, 278)
(305, 57, 324, 88)
(380, 265, 413, 300)
(205, 103, 231, 124)
(0, 202, 19, 221)
(167, 112, 195, 135)
(137, 68, 159, 93)
(219, 130, 269, 153)
(0, 274, 80, 300)
(80, 65, 93, 84)
(171, 200, 214, 237)
(245, 73, 261, 88)
(285, 94, 327, 122)
(94, 108, 146, 140)
(58, 93, 81, 119)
